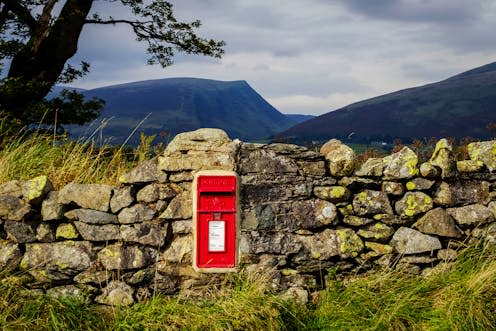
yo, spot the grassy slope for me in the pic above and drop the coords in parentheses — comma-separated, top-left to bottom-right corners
(280, 62, 496, 145)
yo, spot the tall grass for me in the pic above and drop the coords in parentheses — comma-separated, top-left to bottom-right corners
(0, 132, 137, 188)
(308, 243, 496, 330)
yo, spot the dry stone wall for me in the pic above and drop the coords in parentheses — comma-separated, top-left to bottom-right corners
(1, 128, 496, 305)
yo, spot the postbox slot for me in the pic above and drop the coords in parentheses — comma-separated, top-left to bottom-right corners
(198, 192, 235, 212)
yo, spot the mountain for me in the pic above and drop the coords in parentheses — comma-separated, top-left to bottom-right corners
(285, 114, 315, 124)
(278, 62, 496, 145)
(67, 78, 297, 144)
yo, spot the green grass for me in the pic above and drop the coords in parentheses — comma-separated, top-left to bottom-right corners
(1, 244, 495, 330)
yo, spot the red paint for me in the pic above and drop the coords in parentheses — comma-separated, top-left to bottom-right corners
(196, 175, 237, 269)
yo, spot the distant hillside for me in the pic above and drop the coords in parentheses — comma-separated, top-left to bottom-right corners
(278, 62, 496, 145)
(285, 114, 315, 125)
(66, 78, 296, 144)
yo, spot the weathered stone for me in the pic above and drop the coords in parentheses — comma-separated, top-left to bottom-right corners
(159, 191, 192, 219)
(56, 223, 79, 239)
(413, 208, 463, 238)
(74, 269, 112, 285)
(120, 222, 168, 247)
(338, 204, 354, 216)
(242, 205, 275, 230)
(457, 160, 484, 173)
(21, 241, 93, 282)
(65, 208, 118, 225)
(96, 281, 134, 306)
(343, 215, 374, 226)
(357, 222, 394, 241)
(0, 195, 31, 221)
(432, 181, 489, 207)
(118, 204, 156, 224)
(137, 184, 160, 203)
(355, 158, 384, 177)
(4, 220, 36, 243)
(119, 157, 165, 184)
(406, 178, 435, 191)
(395, 192, 433, 217)
(373, 213, 409, 225)
(46, 285, 95, 303)
(400, 255, 437, 264)
(0, 180, 22, 197)
(390, 227, 442, 254)
(338, 176, 381, 189)
(58, 183, 113, 212)
(246, 232, 302, 255)
(41, 191, 65, 221)
(98, 243, 156, 270)
(447, 204, 494, 226)
(158, 235, 192, 265)
(239, 148, 299, 174)
(419, 162, 440, 178)
(171, 220, 192, 234)
(383, 146, 418, 179)
(335, 228, 364, 258)
(0, 240, 21, 271)
(313, 186, 351, 202)
(382, 182, 404, 196)
(22, 175, 53, 205)
(74, 222, 120, 241)
(293, 199, 338, 229)
(281, 287, 309, 304)
(320, 139, 356, 177)
(437, 248, 458, 261)
(428, 139, 457, 178)
(297, 229, 339, 260)
(110, 187, 135, 213)
(169, 171, 193, 182)
(353, 190, 393, 216)
(365, 241, 393, 255)
(159, 129, 238, 171)
(296, 160, 326, 177)
(468, 140, 496, 171)
(36, 223, 55, 242)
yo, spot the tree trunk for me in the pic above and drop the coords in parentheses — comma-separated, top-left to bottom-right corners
(2, 0, 94, 123)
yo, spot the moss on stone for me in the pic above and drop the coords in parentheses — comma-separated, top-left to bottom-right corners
(406, 181, 416, 190)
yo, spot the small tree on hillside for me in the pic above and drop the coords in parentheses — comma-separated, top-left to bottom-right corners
(0, 0, 225, 127)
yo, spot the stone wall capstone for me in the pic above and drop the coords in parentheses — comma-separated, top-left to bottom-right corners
(1, 128, 496, 305)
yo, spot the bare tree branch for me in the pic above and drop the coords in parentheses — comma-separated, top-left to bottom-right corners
(0, 0, 37, 31)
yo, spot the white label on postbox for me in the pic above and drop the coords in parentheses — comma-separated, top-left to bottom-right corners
(208, 220, 225, 252)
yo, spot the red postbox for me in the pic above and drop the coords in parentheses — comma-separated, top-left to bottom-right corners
(193, 170, 239, 272)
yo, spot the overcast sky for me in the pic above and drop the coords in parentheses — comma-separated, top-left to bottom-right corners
(68, 0, 496, 115)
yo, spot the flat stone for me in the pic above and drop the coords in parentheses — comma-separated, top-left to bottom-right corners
(98, 243, 156, 270)
(419, 162, 440, 178)
(74, 269, 112, 285)
(0, 240, 22, 271)
(171, 220, 192, 234)
(343, 215, 374, 226)
(413, 208, 463, 238)
(457, 160, 484, 173)
(373, 213, 409, 225)
(21, 241, 93, 282)
(242, 204, 275, 230)
(400, 255, 437, 264)
(58, 183, 113, 212)
(46, 285, 95, 303)
(159, 191, 192, 219)
(4, 220, 37, 243)
(110, 187, 135, 213)
(390, 227, 442, 254)
(41, 191, 65, 221)
(96, 281, 134, 306)
(158, 235, 193, 266)
(355, 158, 384, 177)
(0, 180, 22, 197)
(119, 157, 165, 184)
(352, 190, 393, 216)
(313, 186, 351, 202)
(55, 223, 79, 239)
(120, 222, 168, 247)
(65, 208, 118, 225)
(382, 182, 404, 196)
(118, 204, 156, 224)
(238, 148, 299, 174)
(320, 139, 356, 177)
(244, 232, 302, 255)
(432, 181, 489, 207)
(383, 146, 418, 180)
(395, 192, 433, 217)
(169, 171, 193, 182)
(0, 195, 31, 221)
(22, 175, 53, 205)
(437, 248, 458, 261)
(468, 140, 496, 171)
(406, 178, 435, 191)
(364, 242, 393, 255)
(74, 222, 120, 241)
(447, 204, 494, 226)
(293, 199, 338, 229)
(357, 222, 394, 241)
